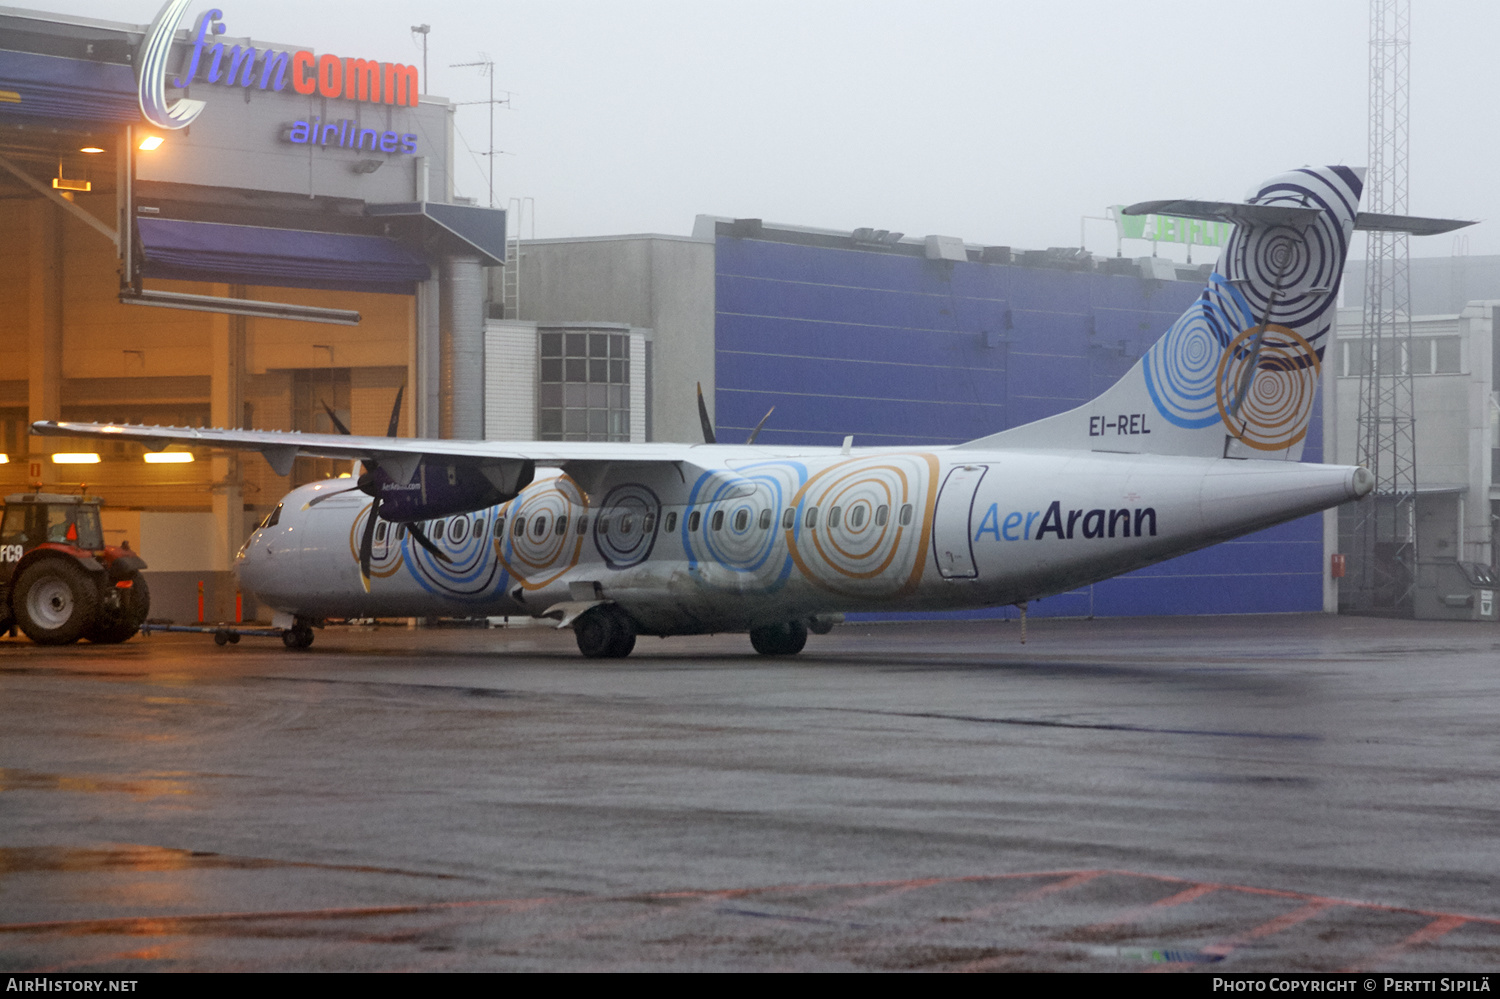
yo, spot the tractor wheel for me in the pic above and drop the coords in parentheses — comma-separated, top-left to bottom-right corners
(84, 575, 151, 644)
(749, 620, 808, 656)
(14, 560, 99, 646)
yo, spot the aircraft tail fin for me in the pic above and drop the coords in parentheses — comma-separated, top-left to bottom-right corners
(961, 166, 1375, 460)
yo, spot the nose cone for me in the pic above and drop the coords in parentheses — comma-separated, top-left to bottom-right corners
(1349, 465, 1376, 499)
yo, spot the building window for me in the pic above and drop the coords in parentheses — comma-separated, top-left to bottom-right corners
(290, 368, 351, 485)
(537, 330, 631, 441)
(1341, 337, 1461, 377)
(1410, 336, 1462, 374)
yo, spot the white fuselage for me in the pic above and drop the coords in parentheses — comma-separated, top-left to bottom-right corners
(236, 446, 1367, 634)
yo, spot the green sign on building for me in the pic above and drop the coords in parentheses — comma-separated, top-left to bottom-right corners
(1111, 206, 1231, 248)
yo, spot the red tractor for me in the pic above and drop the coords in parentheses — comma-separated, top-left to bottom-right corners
(0, 492, 150, 645)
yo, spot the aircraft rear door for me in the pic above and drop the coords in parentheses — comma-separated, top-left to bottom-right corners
(932, 464, 988, 579)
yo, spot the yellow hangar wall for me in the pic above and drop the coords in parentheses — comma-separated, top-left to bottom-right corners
(0, 194, 417, 615)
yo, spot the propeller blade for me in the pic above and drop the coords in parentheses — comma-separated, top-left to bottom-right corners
(404, 521, 453, 563)
(745, 406, 775, 445)
(386, 385, 405, 438)
(301, 484, 364, 509)
(358, 495, 381, 592)
(696, 382, 716, 445)
(321, 400, 352, 436)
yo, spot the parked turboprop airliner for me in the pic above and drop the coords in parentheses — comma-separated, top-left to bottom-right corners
(35, 167, 1469, 655)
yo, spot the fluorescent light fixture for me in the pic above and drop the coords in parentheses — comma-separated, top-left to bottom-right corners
(143, 451, 193, 464)
(120, 289, 361, 326)
(52, 177, 90, 192)
(52, 453, 100, 464)
(0, 454, 8, 464)
(138, 136, 164, 151)
(79, 146, 104, 154)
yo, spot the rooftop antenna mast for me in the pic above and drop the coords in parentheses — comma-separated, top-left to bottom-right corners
(450, 55, 511, 208)
(1349, 0, 1418, 615)
(410, 24, 429, 93)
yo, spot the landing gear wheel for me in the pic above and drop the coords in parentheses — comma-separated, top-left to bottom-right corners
(85, 575, 150, 644)
(14, 560, 99, 646)
(282, 626, 314, 650)
(750, 620, 808, 656)
(574, 605, 636, 659)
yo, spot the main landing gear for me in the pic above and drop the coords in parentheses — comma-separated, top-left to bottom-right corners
(574, 605, 636, 659)
(749, 620, 807, 656)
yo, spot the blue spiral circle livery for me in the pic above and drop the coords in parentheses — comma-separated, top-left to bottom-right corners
(684, 461, 804, 588)
(1143, 275, 1255, 428)
(352, 503, 508, 600)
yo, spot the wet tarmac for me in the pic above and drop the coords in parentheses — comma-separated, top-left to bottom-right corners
(1, 614, 1498, 972)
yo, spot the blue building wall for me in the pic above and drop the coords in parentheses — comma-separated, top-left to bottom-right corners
(713, 235, 1325, 618)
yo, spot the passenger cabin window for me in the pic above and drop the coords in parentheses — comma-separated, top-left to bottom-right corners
(899, 504, 913, 526)
(758, 509, 772, 530)
(849, 506, 866, 529)
(494, 516, 506, 538)
(513, 517, 526, 537)
(805, 507, 819, 529)
(375, 522, 388, 543)
(532, 516, 549, 538)
(828, 506, 842, 529)
(688, 511, 701, 532)
(432, 519, 445, 541)
(450, 516, 468, 542)
(664, 512, 677, 532)
(711, 510, 725, 531)
(733, 509, 749, 531)
(620, 515, 634, 534)
(555, 515, 569, 536)
(875, 505, 889, 527)
(643, 513, 656, 533)
(782, 509, 795, 530)
(576, 515, 589, 535)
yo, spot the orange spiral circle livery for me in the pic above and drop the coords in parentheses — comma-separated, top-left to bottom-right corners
(497, 476, 586, 590)
(787, 454, 937, 598)
(348, 502, 405, 580)
(1215, 324, 1320, 451)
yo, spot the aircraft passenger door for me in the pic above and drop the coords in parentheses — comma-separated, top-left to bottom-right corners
(932, 464, 988, 579)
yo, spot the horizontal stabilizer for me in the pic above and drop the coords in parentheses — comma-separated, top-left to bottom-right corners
(1353, 212, 1476, 235)
(1122, 199, 1321, 230)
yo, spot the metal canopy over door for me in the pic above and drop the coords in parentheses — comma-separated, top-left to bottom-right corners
(932, 464, 988, 579)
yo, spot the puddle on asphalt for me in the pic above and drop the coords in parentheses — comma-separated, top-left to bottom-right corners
(0, 843, 458, 879)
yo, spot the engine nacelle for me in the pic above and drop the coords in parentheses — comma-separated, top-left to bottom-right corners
(372, 459, 534, 522)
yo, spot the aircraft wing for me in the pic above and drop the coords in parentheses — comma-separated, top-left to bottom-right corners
(30, 419, 721, 487)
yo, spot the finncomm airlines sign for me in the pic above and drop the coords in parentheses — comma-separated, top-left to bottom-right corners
(138, 0, 419, 131)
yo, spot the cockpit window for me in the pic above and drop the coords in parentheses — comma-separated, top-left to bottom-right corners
(258, 504, 283, 530)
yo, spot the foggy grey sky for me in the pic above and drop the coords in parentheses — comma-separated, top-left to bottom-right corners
(35, 1, 1500, 260)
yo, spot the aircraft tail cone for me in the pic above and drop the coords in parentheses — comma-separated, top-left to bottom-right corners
(1350, 466, 1375, 499)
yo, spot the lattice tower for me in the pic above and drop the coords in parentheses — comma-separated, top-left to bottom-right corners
(1349, 0, 1418, 613)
